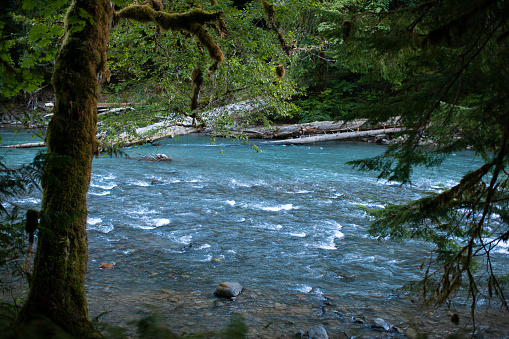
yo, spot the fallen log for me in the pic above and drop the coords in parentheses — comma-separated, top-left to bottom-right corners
(1, 141, 46, 148)
(102, 122, 197, 149)
(222, 120, 369, 139)
(259, 128, 404, 145)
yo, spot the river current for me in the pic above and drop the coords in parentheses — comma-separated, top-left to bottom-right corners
(2, 129, 508, 338)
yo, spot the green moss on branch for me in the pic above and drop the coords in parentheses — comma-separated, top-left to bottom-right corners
(115, 6, 224, 65)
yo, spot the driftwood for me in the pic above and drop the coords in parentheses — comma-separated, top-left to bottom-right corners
(2, 142, 46, 148)
(226, 120, 369, 139)
(105, 122, 197, 149)
(260, 128, 404, 145)
(1, 124, 197, 150)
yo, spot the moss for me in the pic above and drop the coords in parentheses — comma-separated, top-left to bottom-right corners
(145, 0, 163, 11)
(260, 0, 292, 56)
(191, 23, 224, 65)
(115, 5, 157, 24)
(25, 209, 39, 245)
(209, 0, 228, 36)
(261, 0, 275, 24)
(275, 64, 285, 79)
(342, 20, 352, 40)
(116, 6, 225, 66)
(190, 68, 203, 111)
(17, 1, 113, 336)
(191, 68, 204, 86)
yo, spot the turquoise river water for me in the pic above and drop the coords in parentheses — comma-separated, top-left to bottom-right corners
(1, 128, 508, 338)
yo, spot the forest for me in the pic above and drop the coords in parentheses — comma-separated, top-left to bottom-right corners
(1, 0, 508, 337)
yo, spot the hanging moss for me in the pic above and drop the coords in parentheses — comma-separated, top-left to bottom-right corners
(342, 20, 352, 41)
(190, 68, 203, 111)
(191, 68, 204, 86)
(191, 23, 224, 65)
(115, 6, 225, 66)
(25, 209, 39, 246)
(117, 6, 221, 32)
(260, 0, 292, 56)
(261, 0, 275, 24)
(275, 65, 285, 79)
(145, 0, 163, 11)
(209, 0, 228, 36)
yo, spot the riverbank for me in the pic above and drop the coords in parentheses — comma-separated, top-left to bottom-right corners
(1, 100, 405, 149)
(3, 270, 508, 338)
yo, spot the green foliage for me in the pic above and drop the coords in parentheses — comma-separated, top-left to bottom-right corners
(294, 78, 362, 122)
(0, 2, 65, 98)
(100, 0, 302, 146)
(327, 0, 509, 314)
(0, 154, 42, 294)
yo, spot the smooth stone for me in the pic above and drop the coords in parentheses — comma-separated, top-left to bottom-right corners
(214, 282, 243, 298)
(352, 315, 366, 324)
(99, 263, 115, 270)
(372, 317, 390, 331)
(307, 325, 328, 339)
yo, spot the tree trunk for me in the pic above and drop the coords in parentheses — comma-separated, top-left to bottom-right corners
(17, 0, 112, 336)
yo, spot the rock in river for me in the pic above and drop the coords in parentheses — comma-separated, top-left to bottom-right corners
(371, 317, 391, 331)
(307, 325, 328, 339)
(214, 282, 243, 298)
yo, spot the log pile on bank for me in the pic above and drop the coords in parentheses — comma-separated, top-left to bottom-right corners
(2, 100, 403, 148)
(207, 118, 403, 145)
(259, 127, 403, 145)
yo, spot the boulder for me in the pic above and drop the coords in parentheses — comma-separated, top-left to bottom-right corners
(307, 325, 328, 339)
(214, 282, 243, 298)
(99, 263, 115, 270)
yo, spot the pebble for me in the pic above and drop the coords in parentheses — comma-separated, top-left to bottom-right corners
(352, 315, 367, 324)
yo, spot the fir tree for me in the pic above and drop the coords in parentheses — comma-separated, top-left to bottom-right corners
(321, 0, 509, 317)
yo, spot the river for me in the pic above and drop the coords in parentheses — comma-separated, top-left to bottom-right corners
(1, 128, 508, 338)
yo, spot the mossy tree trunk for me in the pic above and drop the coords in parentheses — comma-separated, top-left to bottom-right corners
(17, 0, 112, 336)
(15, 0, 225, 335)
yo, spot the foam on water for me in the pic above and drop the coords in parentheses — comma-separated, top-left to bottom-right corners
(154, 218, 170, 227)
(195, 244, 211, 250)
(90, 183, 116, 190)
(289, 232, 306, 238)
(132, 180, 150, 187)
(87, 217, 102, 225)
(259, 203, 294, 212)
(87, 217, 114, 233)
(129, 207, 158, 215)
(89, 191, 110, 196)
(295, 285, 313, 293)
(15, 197, 41, 204)
(314, 230, 345, 250)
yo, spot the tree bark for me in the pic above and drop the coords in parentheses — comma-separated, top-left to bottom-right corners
(16, 0, 112, 336)
(14, 1, 225, 336)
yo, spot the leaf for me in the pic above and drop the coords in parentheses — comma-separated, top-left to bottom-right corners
(28, 24, 49, 41)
